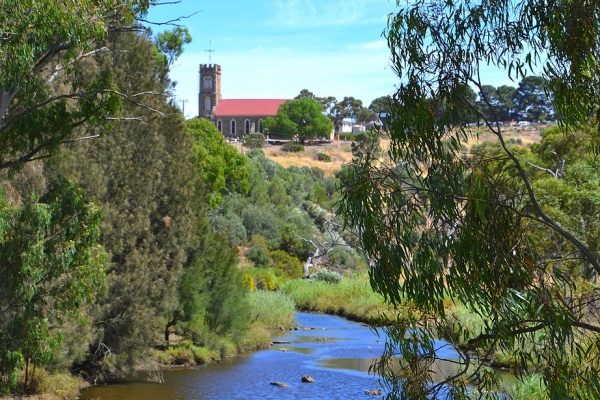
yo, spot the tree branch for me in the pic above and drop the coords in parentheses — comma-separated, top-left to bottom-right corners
(1, 89, 164, 136)
(137, 11, 200, 27)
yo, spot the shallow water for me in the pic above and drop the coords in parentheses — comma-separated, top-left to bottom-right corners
(81, 312, 512, 400)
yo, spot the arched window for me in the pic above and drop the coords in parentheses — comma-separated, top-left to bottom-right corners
(217, 120, 222, 132)
(204, 77, 213, 89)
(205, 97, 211, 111)
(245, 119, 250, 134)
(231, 120, 236, 135)
(258, 119, 263, 133)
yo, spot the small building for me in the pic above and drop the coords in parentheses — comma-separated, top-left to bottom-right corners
(338, 119, 366, 134)
(199, 64, 287, 139)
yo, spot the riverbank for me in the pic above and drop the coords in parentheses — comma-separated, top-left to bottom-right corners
(280, 273, 392, 324)
(4, 274, 545, 400)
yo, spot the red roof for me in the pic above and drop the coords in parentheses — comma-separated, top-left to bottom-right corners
(214, 99, 287, 117)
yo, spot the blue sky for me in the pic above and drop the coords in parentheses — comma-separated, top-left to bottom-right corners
(146, 1, 512, 119)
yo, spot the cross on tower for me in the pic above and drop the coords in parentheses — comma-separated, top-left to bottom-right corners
(205, 40, 215, 64)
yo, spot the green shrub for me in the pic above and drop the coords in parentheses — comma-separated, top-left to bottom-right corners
(247, 246, 270, 267)
(317, 152, 331, 161)
(246, 148, 265, 158)
(161, 340, 216, 365)
(243, 132, 266, 149)
(310, 268, 342, 284)
(247, 268, 278, 290)
(270, 249, 303, 278)
(281, 142, 305, 152)
(31, 370, 81, 400)
(338, 133, 356, 141)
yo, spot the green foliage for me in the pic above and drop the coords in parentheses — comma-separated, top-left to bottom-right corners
(263, 98, 333, 142)
(155, 26, 192, 67)
(269, 249, 304, 279)
(281, 274, 387, 322)
(310, 268, 342, 284)
(352, 131, 382, 158)
(187, 118, 249, 208)
(338, 133, 355, 141)
(247, 290, 296, 329)
(316, 152, 331, 162)
(324, 246, 358, 272)
(241, 204, 282, 246)
(201, 237, 250, 340)
(247, 246, 270, 267)
(511, 375, 546, 400)
(0, 0, 152, 170)
(247, 268, 277, 291)
(369, 96, 391, 114)
(27, 369, 82, 400)
(280, 142, 305, 153)
(210, 213, 247, 247)
(0, 182, 105, 393)
(242, 132, 266, 149)
(161, 340, 216, 365)
(338, 0, 600, 397)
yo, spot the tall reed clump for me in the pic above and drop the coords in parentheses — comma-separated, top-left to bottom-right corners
(511, 375, 546, 400)
(239, 290, 296, 352)
(281, 274, 387, 323)
(247, 290, 296, 329)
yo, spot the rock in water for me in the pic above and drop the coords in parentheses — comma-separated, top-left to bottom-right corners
(365, 389, 382, 396)
(301, 375, 315, 383)
(270, 381, 288, 388)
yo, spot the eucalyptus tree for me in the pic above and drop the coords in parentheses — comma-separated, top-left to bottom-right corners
(339, 0, 600, 398)
(0, 182, 105, 393)
(0, 0, 160, 171)
(369, 96, 391, 114)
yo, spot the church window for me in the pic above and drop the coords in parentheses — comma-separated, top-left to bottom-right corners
(205, 97, 211, 111)
(231, 120, 236, 135)
(258, 119, 263, 133)
(204, 77, 213, 89)
(245, 119, 250, 134)
(217, 120, 222, 132)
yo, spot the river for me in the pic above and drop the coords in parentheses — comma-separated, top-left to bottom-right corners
(80, 312, 511, 399)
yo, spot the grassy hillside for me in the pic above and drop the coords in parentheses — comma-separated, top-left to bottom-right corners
(233, 125, 543, 175)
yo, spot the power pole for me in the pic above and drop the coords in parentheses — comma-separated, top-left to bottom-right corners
(179, 99, 188, 117)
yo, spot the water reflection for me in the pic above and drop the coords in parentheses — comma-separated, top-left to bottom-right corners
(81, 313, 517, 400)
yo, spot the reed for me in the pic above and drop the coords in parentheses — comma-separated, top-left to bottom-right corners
(247, 289, 296, 329)
(281, 274, 389, 323)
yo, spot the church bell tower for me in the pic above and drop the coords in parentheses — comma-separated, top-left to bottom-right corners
(199, 64, 222, 119)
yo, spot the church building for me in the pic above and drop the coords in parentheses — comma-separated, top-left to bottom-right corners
(199, 64, 287, 139)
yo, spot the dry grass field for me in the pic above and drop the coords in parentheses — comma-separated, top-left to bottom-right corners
(233, 125, 545, 176)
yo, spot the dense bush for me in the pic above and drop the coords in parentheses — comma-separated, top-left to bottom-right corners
(281, 142, 305, 152)
(210, 213, 247, 247)
(316, 152, 331, 161)
(270, 250, 303, 279)
(247, 246, 270, 267)
(310, 268, 342, 284)
(243, 133, 266, 149)
(338, 133, 355, 141)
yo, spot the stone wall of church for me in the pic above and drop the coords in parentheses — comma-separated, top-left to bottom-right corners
(215, 116, 267, 139)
